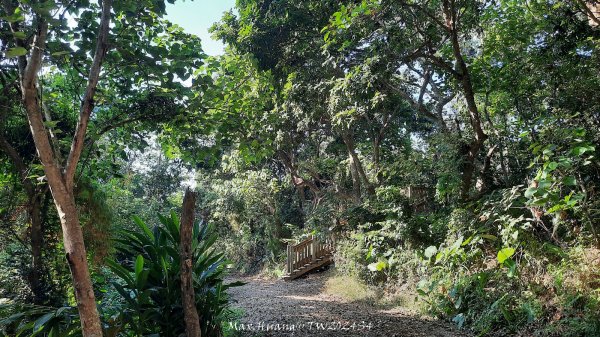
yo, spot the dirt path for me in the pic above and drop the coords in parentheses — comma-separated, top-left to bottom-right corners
(226, 273, 471, 337)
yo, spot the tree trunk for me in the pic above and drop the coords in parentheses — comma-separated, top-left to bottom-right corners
(180, 189, 201, 337)
(15, 1, 112, 334)
(342, 133, 374, 195)
(443, 0, 488, 201)
(54, 185, 104, 335)
(460, 146, 479, 201)
(349, 154, 362, 203)
(373, 136, 384, 185)
(0, 134, 47, 304)
(22, 78, 104, 336)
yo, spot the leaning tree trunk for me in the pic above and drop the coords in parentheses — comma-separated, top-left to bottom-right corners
(16, 0, 113, 334)
(342, 133, 375, 196)
(180, 189, 201, 337)
(443, 0, 488, 201)
(22, 57, 104, 337)
(55, 188, 104, 335)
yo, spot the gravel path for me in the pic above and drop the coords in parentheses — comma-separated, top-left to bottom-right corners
(226, 272, 471, 337)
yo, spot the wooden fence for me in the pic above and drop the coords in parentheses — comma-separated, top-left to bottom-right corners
(286, 235, 334, 274)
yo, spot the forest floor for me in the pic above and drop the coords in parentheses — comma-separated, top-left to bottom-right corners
(226, 271, 471, 337)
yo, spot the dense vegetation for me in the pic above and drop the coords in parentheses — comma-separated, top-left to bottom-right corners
(1, 0, 599, 336)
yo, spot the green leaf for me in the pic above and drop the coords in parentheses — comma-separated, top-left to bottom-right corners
(51, 51, 70, 56)
(33, 312, 54, 333)
(367, 261, 387, 272)
(505, 259, 517, 278)
(454, 296, 462, 309)
(572, 145, 595, 156)
(524, 187, 537, 198)
(106, 259, 134, 286)
(424, 246, 437, 259)
(132, 215, 155, 241)
(481, 234, 498, 241)
(3, 8, 24, 23)
(135, 255, 144, 278)
(435, 251, 444, 262)
(43, 120, 58, 128)
(462, 235, 474, 246)
(538, 180, 551, 189)
(563, 176, 577, 186)
(13, 31, 26, 39)
(6, 47, 27, 58)
(497, 247, 516, 264)
(365, 244, 373, 260)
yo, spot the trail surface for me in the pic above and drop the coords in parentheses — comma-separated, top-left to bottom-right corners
(227, 273, 471, 337)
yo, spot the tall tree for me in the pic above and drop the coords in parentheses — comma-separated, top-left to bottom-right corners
(1, 0, 205, 334)
(7, 0, 113, 333)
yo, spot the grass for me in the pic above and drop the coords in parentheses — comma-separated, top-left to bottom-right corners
(260, 263, 286, 279)
(324, 272, 425, 312)
(324, 273, 377, 303)
(378, 287, 424, 313)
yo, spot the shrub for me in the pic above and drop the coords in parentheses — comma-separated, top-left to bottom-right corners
(0, 301, 80, 336)
(106, 212, 242, 336)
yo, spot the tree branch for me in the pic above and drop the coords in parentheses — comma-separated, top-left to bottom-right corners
(19, 19, 66, 189)
(64, 0, 113, 190)
(22, 20, 47, 90)
(574, 0, 600, 27)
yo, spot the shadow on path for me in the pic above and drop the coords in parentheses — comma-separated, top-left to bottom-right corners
(226, 272, 471, 337)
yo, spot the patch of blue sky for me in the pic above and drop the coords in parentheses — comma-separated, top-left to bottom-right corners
(165, 0, 236, 56)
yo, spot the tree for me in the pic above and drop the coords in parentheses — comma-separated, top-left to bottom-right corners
(1, 1, 204, 334)
(5, 1, 113, 333)
(322, 0, 492, 201)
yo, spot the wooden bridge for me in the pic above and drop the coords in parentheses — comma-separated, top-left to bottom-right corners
(283, 235, 334, 280)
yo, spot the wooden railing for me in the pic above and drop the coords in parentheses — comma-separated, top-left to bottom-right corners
(286, 235, 334, 274)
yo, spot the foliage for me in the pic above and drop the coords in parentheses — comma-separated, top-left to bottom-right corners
(105, 212, 241, 337)
(206, 0, 600, 335)
(195, 151, 299, 272)
(0, 302, 80, 337)
(1, 212, 241, 337)
(1, 0, 600, 336)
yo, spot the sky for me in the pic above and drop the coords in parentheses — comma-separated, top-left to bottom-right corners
(165, 0, 237, 56)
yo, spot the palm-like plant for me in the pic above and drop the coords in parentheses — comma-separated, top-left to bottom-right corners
(106, 211, 242, 337)
(0, 302, 80, 337)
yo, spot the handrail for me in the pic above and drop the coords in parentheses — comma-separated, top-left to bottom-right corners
(286, 235, 335, 274)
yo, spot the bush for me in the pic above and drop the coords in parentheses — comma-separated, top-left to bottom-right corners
(0, 212, 241, 337)
(0, 301, 80, 336)
(105, 212, 242, 336)
(417, 187, 600, 336)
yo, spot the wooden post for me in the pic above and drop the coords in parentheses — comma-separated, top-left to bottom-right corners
(311, 239, 316, 262)
(304, 244, 307, 262)
(287, 244, 292, 273)
(180, 189, 201, 337)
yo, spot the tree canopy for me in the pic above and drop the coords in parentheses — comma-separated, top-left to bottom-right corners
(1, 0, 599, 336)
